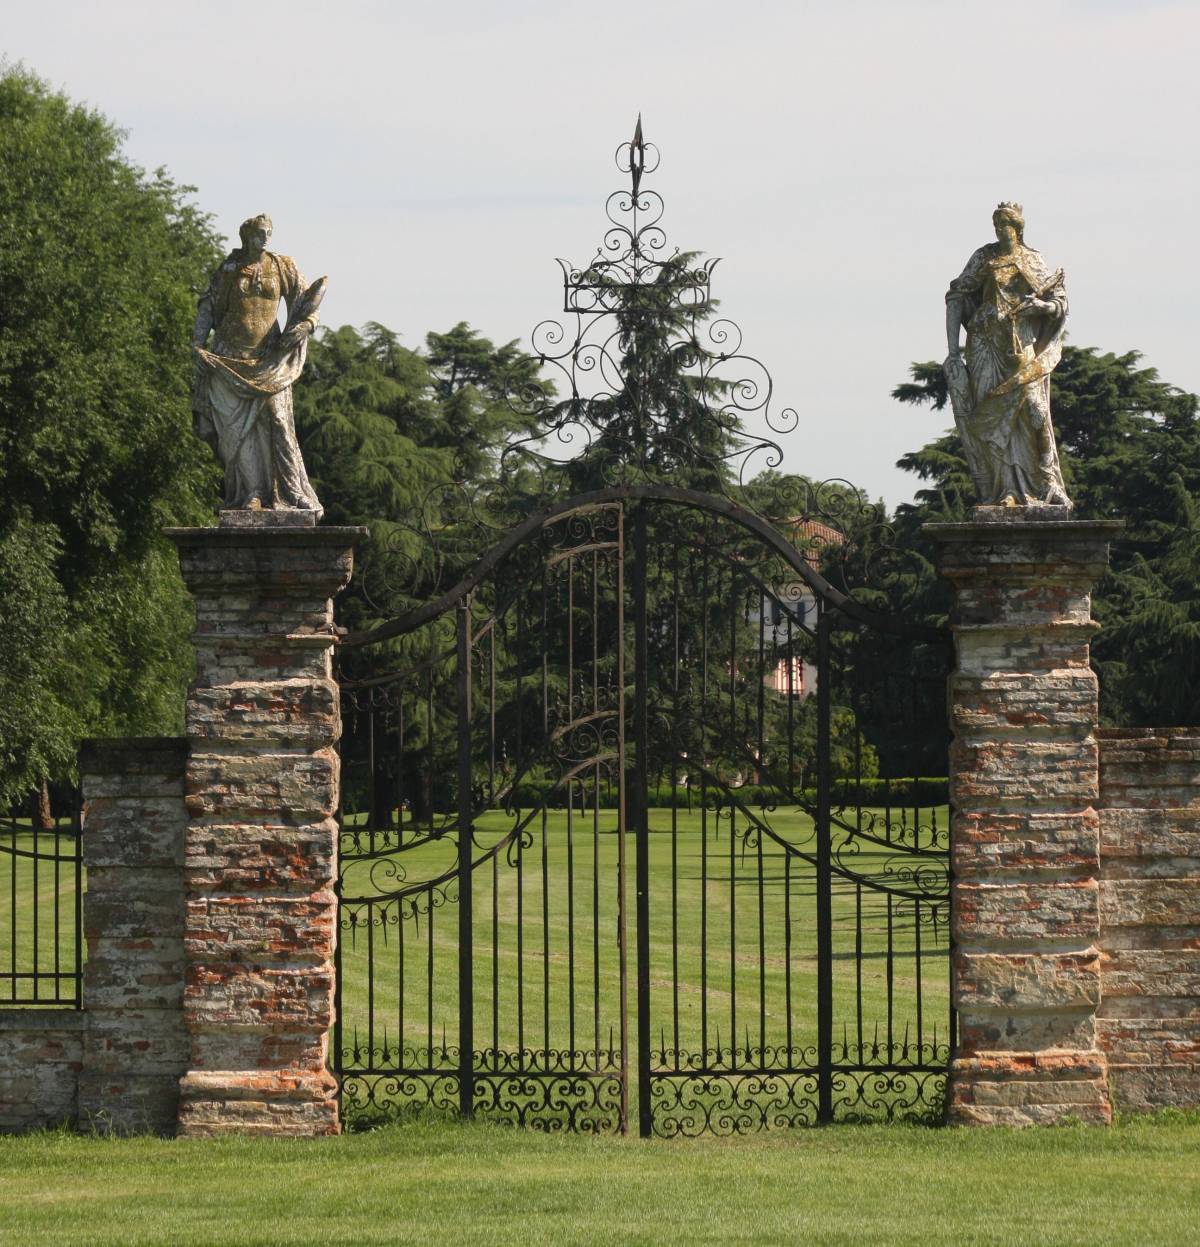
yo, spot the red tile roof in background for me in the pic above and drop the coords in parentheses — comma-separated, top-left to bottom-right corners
(781, 517, 846, 567)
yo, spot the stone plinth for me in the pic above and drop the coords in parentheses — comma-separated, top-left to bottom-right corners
(928, 515, 1122, 1125)
(167, 523, 365, 1137)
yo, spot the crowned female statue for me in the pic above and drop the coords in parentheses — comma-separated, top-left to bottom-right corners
(192, 214, 325, 517)
(943, 203, 1070, 507)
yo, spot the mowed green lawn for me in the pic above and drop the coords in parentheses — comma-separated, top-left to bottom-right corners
(337, 805, 951, 1126)
(1, 1113, 1198, 1247)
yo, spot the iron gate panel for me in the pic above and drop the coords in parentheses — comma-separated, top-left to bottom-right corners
(334, 489, 952, 1135)
(336, 501, 630, 1131)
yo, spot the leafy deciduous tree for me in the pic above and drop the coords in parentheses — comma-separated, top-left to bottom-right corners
(0, 65, 223, 803)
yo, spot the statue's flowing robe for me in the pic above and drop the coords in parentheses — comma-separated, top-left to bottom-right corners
(945, 243, 1069, 505)
(193, 252, 323, 513)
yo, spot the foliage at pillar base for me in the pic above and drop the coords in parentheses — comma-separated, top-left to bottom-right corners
(0, 66, 223, 802)
(891, 345, 1200, 727)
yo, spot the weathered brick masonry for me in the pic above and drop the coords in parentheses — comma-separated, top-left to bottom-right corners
(0, 738, 186, 1134)
(78, 738, 188, 1133)
(167, 522, 363, 1137)
(1098, 728, 1200, 1111)
(929, 512, 1121, 1125)
(0, 1011, 83, 1132)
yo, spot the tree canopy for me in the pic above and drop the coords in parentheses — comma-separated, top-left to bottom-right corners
(0, 65, 223, 803)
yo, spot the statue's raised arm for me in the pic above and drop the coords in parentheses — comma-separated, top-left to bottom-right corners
(192, 213, 326, 519)
(943, 202, 1070, 509)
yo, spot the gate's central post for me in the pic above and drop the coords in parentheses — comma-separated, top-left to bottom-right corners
(928, 510, 1120, 1125)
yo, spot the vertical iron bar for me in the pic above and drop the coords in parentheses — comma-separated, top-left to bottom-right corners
(592, 549, 601, 1069)
(541, 566, 550, 1065)
(886, 893, 895, 1064)
(786, 615, 795, 790)
(333, 718, 344, 1081)
(756, 590, 766, 783)
(567, 565, 577, 1065)
(856, 883, 864, 1063)
(427, 905, 434, 1065)
(816, 606, 833, 1123)
(699, 540, 710, 1066)
(567, 778, 576, 1065)
(456, 601, 474, 1119)
(757, 829, 765, 1061)
(615, 506, 629, 1132)
(489, 626, 497, 804)
(398, 909, 405, 1064)
(785, 851, 793, 1061)
(632, 504, 652, 1138)
(395, 698, 405, 837)
(492, 845, 499, 1061)
(54, 815, 61, 1002)
(367, 902, 375, 1067)
(32, 817, 39, 1000)
(516, 599, 526, 1070)
(73, 796, 82, 1008)
(915, 899, 924, 1060)
(425, 674, 434, 841)
(517, 774, 525, 1069)
(593, 762, 601, 1068)
(670, 544, 680, 1063)
(729, 800, 736, 1069)
(10, 814, 17, 998)
(367, 707, 377, 837)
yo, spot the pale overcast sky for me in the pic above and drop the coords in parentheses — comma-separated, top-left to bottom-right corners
(6, 0, 1198, 505)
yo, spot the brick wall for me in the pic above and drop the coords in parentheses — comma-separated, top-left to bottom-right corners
(77, 737, 188, 1134)
(1098, 728, 1200, 1111)
(0, 1011, 83, 1131)
(0, 738, 187, 1135)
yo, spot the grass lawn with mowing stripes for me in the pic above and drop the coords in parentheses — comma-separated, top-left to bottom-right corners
(0, 1113, 1197, 1246)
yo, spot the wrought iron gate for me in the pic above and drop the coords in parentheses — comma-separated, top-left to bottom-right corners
(333, 487, 952, 1135)
(332, 122, 951, 1135)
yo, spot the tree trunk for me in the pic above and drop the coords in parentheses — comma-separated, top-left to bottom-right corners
(38, 779, 54, 830)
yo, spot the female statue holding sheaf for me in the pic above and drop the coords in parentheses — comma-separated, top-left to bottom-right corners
(944, 203, 1070, 507)
(192, 214, 325, 516)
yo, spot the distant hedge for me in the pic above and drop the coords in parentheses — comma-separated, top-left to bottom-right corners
(503, 777, 948, 810)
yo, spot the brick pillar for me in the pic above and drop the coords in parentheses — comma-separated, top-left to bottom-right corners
(78, 737, 187, 1134)
(928, 511, 1122, 1125)
(167, 519, 365, 1137)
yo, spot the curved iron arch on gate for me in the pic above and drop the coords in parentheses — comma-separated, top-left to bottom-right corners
(331, 125, 953, 1136)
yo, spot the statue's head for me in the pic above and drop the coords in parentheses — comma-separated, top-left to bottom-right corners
(992, 201, 1025, 245)
(238, 214, 273, 254)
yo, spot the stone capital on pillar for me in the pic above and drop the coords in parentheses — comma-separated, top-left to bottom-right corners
(166, 521, 367, 1137)
(927, 511, 1122, 1126)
